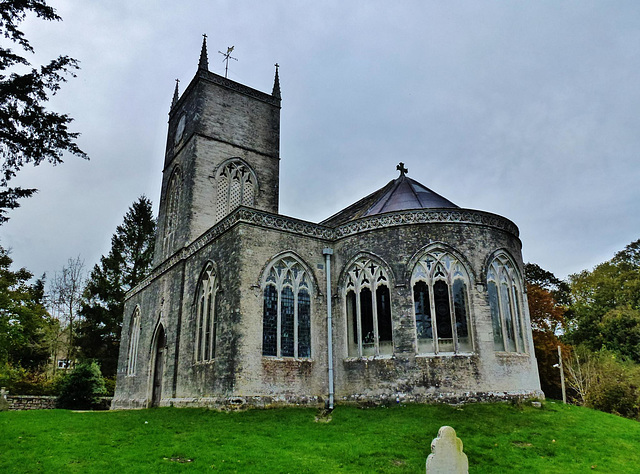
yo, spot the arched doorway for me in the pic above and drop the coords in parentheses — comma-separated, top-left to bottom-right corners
(151, 324, 166, 407)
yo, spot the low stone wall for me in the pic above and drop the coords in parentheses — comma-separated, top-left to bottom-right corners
(4, 395, 113, 411)
(7, 395, 57, 410)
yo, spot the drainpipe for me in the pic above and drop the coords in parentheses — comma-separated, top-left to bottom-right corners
(323, 248, 334, 410)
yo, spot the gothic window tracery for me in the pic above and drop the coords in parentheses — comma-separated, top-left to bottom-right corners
(195, 263, 219, 362)
(126, 307, 141, 375)
(215, 160, 256, 223)
(163, 168, 181, 255)
(487, 252, 526, 353)
(411, 250, 472, 354)
(345, 257, 393, 357)
(262, 256, 311, 358)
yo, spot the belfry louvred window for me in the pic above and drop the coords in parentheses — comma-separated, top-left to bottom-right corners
(215, 159, 256, 223)
(195, 262, 219, 362)
(411, 250, 472, 354)
(262, 256, 311, 358)
(487, 253, 526, 353)
(345, 257, 393, 357)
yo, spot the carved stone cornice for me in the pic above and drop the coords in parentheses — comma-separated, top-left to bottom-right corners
(126, 207, 518, 299)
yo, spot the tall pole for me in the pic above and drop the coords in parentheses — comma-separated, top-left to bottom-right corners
(558, 345, 567, 404)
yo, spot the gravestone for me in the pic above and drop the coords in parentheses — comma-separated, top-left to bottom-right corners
(0, 387, 9, 411)
(426, 425, 468, 474)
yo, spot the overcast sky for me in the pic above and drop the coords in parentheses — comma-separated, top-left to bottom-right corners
(2, 1, 639, 284)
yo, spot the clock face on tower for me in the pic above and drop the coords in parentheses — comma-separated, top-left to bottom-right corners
(174, 114, 186, 144)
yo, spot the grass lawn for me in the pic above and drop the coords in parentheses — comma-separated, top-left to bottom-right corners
(1, 401, 639, 473)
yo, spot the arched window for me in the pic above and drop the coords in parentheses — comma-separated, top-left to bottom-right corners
(262, 255, 312, 358)
(126, 307, 141, 375)
(215, 159, 257, 223)
(411, 250, 472, 354)
(163, 168, 181, 254)
(487, 253, 526, 353)
(345, 256, 393, 357)
(195, 263, 219, 362)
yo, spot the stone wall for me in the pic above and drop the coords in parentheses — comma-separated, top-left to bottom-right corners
(5, 396, 113, 411)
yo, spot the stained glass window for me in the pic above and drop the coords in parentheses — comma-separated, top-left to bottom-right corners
(345, 257, 393, 357)
(411, 249, 473, 354)
(487, 253, 527, 353)
(262, 256, 313, 358)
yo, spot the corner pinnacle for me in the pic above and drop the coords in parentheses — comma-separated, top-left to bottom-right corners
(171, 79, 180, 109)
(199, 34, 209, 71)
(272, 63, 281, 99)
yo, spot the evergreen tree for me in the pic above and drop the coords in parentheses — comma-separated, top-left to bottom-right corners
(0, 245, 54, 371)
(0, 1, 87, 223)
(76, 196, 155, 377)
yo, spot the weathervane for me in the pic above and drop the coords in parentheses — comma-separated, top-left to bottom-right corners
(218, 46, 238, 78)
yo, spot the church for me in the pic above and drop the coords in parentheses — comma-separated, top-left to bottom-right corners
(112, 39, 542, 409)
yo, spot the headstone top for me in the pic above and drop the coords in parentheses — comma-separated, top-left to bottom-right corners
(0, 387, 8, 411)
(425, 425, 469, 474)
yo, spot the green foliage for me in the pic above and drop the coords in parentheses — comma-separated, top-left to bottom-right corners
(1, 404, 640, 472)
(565, 346, 640, 420)
(0, 365, 62, 395)
(56, 361, 106, 410)
(76, 197, 155, 377)
(0, 245, 55, 371)
(568, 238, 640, 362)
(0, 0, 87, 223)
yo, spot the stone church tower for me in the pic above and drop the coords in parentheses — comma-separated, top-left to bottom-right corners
(156, 37, 281, 262)
(113, 39, 542, 410)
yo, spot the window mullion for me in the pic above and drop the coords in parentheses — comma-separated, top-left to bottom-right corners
(276, 285, 282, 357)
(429, 282, 438, 354)
(371, 284, 380, 356)
(293, 287, 299, 359)
(496, 278, 508, 351)
(355, 285, 363, 357)
(448, 279, 458, 353)
(510, 283, 522, 353)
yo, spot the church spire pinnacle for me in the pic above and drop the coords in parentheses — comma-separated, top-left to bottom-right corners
(272, 63, 281, 99)
(198, 34, 209, 71)
(171, 79, 180, 109)
(397, 162, 408, 176)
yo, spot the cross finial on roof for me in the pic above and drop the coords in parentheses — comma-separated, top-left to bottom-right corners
(397, 162, 408, 176)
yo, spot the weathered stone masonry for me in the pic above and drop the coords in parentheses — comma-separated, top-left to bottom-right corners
(112, 40, 542, 410)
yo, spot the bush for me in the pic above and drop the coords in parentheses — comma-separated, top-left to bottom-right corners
(566, 347, 640, 420)
(57, 361, 106, 410)
(0, 365, 62, 395)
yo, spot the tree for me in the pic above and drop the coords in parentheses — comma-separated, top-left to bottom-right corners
(0, 0, 87, 223)
(56, 360, 106, 410)
(0, 244, 54, 371)
(76, 196, 156, 377)
(49, 256, 85, 364)
(524, 263, 569, 399)
(568, 238, 640, 362)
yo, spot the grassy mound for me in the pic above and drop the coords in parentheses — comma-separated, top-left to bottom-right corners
(1, 401, 639, 472)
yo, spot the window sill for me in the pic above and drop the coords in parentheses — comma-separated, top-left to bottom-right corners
(344, 354, 394, 362)
(415, 352, 475, 358)
(261, 356, 314, 363)
(194, 359, 216, 365)
(494, 351, 529, 357)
